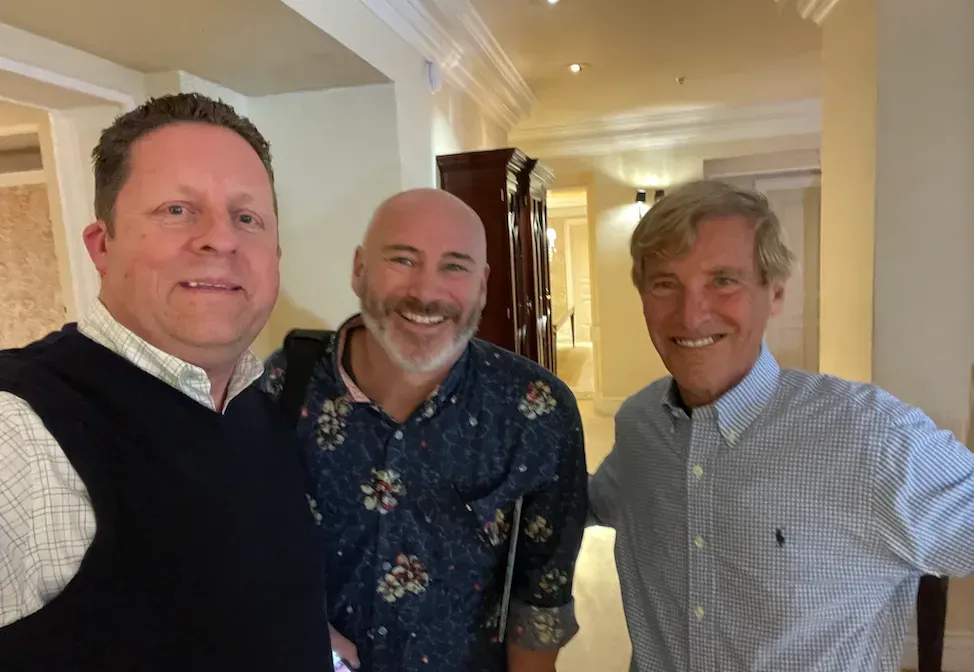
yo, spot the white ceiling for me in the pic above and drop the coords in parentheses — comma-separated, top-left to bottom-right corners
(0, 0, 388, 97)
(470, 0, 822, 133)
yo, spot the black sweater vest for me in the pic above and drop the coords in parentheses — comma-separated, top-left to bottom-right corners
(0, 326, 333, 671)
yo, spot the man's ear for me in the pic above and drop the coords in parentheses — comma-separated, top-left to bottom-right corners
(480, 263, 490, 300)
(83, 221, 111, 277)
(769, 280, 786, 318)
(351, 245, 365, 298)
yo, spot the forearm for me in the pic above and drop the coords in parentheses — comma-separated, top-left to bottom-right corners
(507, 643, 558, 672)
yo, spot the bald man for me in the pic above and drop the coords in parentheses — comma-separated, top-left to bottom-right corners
(259, 189, 587, 672)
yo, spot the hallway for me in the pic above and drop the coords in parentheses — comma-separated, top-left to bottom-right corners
(558, 391, 631, 670)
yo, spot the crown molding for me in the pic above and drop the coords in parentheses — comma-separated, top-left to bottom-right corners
(359, 0, 536, 129)
(774, 0, 844, 25)
(510, 98, 822, 158)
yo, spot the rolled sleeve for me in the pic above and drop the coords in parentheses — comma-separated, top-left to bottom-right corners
(505, 394, 587, 650)
(506, 602, 578, 651)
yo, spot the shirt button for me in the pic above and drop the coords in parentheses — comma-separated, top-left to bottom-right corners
(394, 430, 404, 440)
(377, 626, 388, 636)
(692, 465, 704, 478)
(694, 536, 705, 548)
(695, 606, 705, 619)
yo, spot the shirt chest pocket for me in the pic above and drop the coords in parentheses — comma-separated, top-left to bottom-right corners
(414, 485, 517, 570)
(715, 498, 849, 587)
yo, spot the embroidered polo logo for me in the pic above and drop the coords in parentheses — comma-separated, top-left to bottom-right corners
(775, 528, 786, 547)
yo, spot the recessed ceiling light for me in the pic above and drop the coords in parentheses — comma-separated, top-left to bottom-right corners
(569, 63, 582, 73)
(546, 0, 560, 4)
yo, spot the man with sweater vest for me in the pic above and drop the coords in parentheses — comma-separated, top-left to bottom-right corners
(0, 94, 333, 670)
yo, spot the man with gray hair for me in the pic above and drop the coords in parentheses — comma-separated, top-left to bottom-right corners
(589, 179, 974, 671)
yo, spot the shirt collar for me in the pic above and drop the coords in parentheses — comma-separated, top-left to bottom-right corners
(77, 299, 264, 413)
(662, 342, 780, 445)
(333, 313, 470, 410)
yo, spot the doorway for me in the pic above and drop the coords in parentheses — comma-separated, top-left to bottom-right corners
(547, 187, 595, 399)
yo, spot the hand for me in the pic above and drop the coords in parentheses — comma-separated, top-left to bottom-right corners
(330, 623, 360, 669)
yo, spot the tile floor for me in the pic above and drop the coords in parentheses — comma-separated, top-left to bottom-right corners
(556, 343, 632, 671)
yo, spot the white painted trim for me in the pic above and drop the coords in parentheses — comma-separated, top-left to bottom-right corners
(511, 99, 822, 158)
(360, 0, 535, 129)
(0, 21, 145, 106)
(48, 110, 100, 318)
(901, 631, 974, 671)
(754, 173, 821, 192)
(775, 0, 845, 25)
(548, 190, 588, 211)
(594, 396, 626, 417)
(0, 123, 40, 138)
(0, 169, 45, 187)
(549, 204, 587, 219)
(0, 56, 136, 111)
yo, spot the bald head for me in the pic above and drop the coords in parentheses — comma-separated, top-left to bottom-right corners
(352, 188, 490, 374)
(363, 188, 487, 262)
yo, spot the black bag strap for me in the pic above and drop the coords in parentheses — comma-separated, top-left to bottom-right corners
(279, 328, 330, 427)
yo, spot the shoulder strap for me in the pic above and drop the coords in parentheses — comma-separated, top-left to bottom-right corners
(279, 329, 330, 427)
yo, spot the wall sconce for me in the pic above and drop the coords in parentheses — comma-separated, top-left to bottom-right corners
(635, 189, 648, 219)
(635, 189, 666, 220)
(546, 226, 557, 256)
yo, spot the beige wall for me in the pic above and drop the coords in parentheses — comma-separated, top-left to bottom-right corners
(0, 100, 76, 321)
(432, 83, 508, 156)
(547, 216, 571, 330)
(567, 217, 593, 343)
(247, 84, 402, 357)
(818, 0, 876, 383)
(0, 183, 65, 348)
(871, 0, 974, 644)
(821, 0, 974, 645)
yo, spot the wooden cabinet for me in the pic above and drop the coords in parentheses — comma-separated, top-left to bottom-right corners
(436, 148, 557, 373)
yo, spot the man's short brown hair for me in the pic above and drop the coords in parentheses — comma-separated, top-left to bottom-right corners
(630, 179, 796, 290)
(92, 93, 276, 235)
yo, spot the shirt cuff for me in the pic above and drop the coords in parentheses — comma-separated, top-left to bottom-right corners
(505, 600, 579, 650)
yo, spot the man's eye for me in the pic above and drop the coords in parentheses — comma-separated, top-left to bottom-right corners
(714, 277, 736, 287)
(391, 257, 414, 266)
(167, 205, 185, 216)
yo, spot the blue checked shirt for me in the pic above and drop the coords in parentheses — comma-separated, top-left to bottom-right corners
(590, 344, 974, 672)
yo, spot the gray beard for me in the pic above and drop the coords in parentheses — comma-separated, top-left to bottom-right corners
(359, 298, 481, 374)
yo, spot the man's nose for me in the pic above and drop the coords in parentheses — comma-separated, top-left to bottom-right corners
(193, 211, 239, 254)
(679, 288, 712, 332)
(406, 264, 441, 301)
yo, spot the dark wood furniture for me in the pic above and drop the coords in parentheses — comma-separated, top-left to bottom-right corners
(436, 148, 557, 373)
(917, 575, 948, 672)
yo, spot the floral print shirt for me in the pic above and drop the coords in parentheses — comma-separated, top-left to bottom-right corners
(260, 316, 587, 672)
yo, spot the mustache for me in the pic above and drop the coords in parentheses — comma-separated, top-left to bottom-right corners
(385, 296, 461, 321)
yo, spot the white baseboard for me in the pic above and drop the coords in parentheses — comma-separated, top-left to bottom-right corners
(594, 396, 626, 416)
(902, 631, 974, 671)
